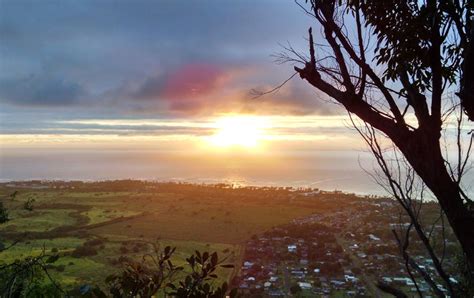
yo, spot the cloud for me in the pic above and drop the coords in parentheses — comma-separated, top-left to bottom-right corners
(131, 63, 229, 111)
(99, 62, 339, 116)
(162, 64, 226, 99)
(0, 0, 335, 118)
(0, 75, 86, 106)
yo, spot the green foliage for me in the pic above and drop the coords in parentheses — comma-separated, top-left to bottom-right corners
(24, 198, 35, 211)
(0, 198, 62, 297)
(348, 0, 466, 91)
(104, 244, 236, 298)
(0, 251, 63, 297)
(166, 250, 237, 298)
(106, 244, 180, 297)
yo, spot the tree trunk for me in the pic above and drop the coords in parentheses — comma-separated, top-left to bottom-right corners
(397, 129, 474, 268)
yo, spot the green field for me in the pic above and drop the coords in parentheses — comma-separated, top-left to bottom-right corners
(0, 181, 330, 290)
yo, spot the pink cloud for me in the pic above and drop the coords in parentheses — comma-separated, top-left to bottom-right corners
(162, 64, 227, 100)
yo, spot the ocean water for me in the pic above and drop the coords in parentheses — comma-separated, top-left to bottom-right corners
(0, 148, 385, 195)
(1, 147, 472, 197)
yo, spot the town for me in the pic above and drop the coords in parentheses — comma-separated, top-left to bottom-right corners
(233, 192, 460, 297)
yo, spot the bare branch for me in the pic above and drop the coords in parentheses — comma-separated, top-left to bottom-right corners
(249, 72, 298, 99)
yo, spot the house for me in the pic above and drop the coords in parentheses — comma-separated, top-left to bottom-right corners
(330, 279, 346, 287)
(300, 259, 309, 265)
(291, 270, 305, 279)
(269, 276, 278, 282)
(393, 277, 411, 284)
(288, 244, 297, 253)
(344, 275, 358, 282)
(298, 282, 312, 290)
(268, 290, 285, 296)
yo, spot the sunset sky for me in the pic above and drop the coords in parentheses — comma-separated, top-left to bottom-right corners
(0, 0, 400, 192)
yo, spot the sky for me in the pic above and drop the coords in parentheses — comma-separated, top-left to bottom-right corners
(0, 0, 403, 193)
(0, 0, 332, 117)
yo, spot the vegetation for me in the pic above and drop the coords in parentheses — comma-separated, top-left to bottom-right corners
(1, 181, 467, 297)
(104, 245, 235, 297)
(0, 185, 243, 297)
(0, 246, 63, 297)
(0, 181, 330, 295)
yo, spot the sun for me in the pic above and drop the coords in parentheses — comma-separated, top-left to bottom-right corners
(209, 116, 268, 148)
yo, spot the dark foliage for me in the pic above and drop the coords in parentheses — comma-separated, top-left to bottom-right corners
(0, 201, 8, 224)
(104, 244, 236, 298)
(166, 250, 237, 298)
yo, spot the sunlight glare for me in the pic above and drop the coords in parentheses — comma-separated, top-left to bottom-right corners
(209, 116, 268, 148)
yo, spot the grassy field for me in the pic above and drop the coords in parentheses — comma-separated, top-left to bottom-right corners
(0, 181, 327, 290)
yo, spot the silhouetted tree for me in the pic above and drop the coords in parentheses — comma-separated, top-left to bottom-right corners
(278, 0, 474, 271)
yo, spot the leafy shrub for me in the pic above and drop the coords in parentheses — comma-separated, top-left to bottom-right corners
(0, 252, 62, 297)
(105, 244, 236, 298)
(166, 250, 237, 298)
(23, 198, 35, 211)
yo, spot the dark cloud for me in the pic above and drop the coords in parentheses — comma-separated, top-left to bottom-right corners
(0, 75, 86, 106)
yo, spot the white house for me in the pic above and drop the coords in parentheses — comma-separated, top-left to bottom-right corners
(288, 244, 297, 253)
(298, 282, 312, 290)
